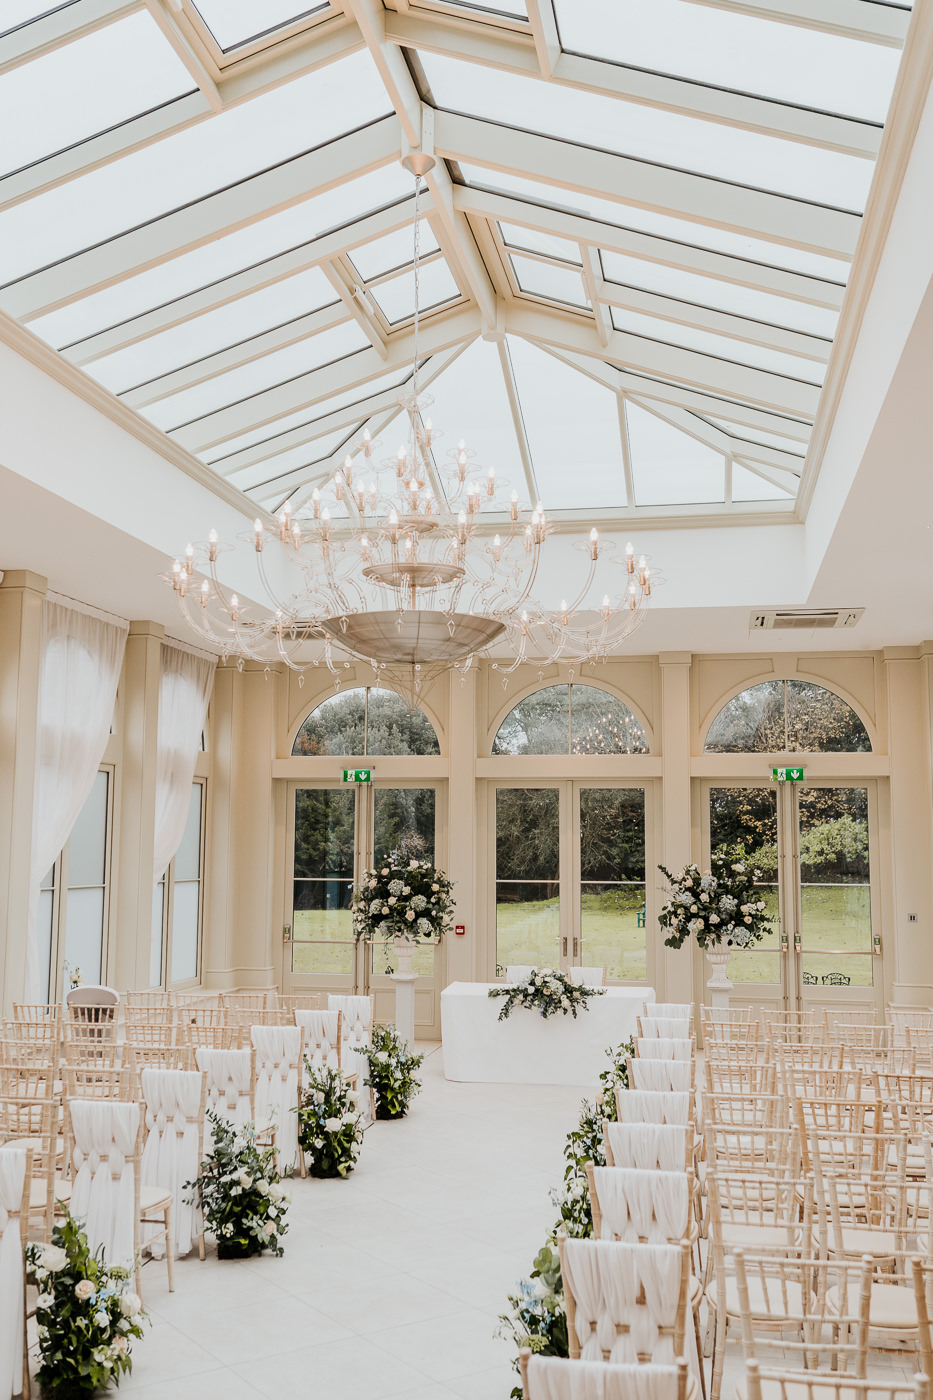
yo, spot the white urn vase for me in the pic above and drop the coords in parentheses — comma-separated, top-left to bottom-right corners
(392, 936, 418, 979)
(705, 943, 733, 1009)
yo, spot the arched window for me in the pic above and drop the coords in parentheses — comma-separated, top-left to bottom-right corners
(704, 679, 871, 754)
(292, 686, 440, 757)
(492, 683, 649, 755)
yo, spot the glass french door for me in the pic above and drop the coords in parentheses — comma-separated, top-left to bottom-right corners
(285, 781, 444, 1035)
(704, 781, 881, 1013)
(493, 782, 650, 984)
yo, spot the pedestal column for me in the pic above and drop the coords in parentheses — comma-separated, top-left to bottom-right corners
(659, 653, 694, 1005)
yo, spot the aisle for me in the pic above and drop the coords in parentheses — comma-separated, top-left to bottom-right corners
(121, 1046, 584, 1400)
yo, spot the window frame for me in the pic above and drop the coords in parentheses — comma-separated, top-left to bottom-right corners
(703, 678, 873, 755)
(41, 763, 116, 1002)
(152, 776, 207, 990)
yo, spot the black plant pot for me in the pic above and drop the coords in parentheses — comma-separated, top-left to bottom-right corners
(216, 1239, 261, 1260)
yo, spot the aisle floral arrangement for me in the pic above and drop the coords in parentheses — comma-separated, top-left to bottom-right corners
(352, 855, 455, 969)
(359, 1023, 425, 1120)
(296, 1064, 364, 1177)
(488, 968, 606, 1022)
(497, 1241, 567, 1397)
(26, 1212, 147, 1400)
(658, 850, 772, 950)
(186, 1112, 290, 1258)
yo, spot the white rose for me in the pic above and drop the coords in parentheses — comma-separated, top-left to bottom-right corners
(382, 906, 390, 915)
(375, 1050, 389, 1063)
(119, 1292, 142, 1319)
(256, 1180, 270, 1196)
(381, 868, 389, 875)
(264, 1221, 277, 1237)
(342, 1113, 357, 1126)
(75, 1280, 96, 1301)
(113, 1336, 129, 1354)
(36, 1293, 54, 1309)
(94, 1310, 110, 1329)
(405, 909, 415, 921)
(324, 1117, 342, 1132)
(387, 896, 397, 905)
(237, 1170, 253, 1189)
(431, 883, 439, 892)
(39, 1246, 68, 1273)
(268, 1183, 285, 1201)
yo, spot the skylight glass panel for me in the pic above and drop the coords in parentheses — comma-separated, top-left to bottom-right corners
(1, 4, 69, 32)
(226, 429, 352, 492)
(599, 251, 838, 338)
(417, 0, 528, 15)
(0, 52, 392, 283)
(86, 268, 337, 394)
(554, 0, 901, 123)
(731, 463, 794, 502)
(348, 218, 438, 282)
(508, 338, 625, 509)
(511, 255, 588, 308)
(611, 307, 826, 385)
(416, 339, 521, 496)
(142, 322, 370, 430)
(626, 402, 724, 505)
(27, 167, 411, 348)
(369, 258, 461, 324)
(193, 2, 329, 50)
(421, 54, 873, 210)
(499, 222, 581, 263)
(0, 13, 195, 176)
(703, 416, 808, 455)
(459, 164, 851, 281)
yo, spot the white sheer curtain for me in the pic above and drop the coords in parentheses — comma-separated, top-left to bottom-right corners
(153, 644, 215, 884)
(0, 1147, 27, 1400)
(27, 602, 127, 1001)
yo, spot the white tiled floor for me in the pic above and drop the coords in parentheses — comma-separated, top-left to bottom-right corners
(114, 1045, 584, 1400)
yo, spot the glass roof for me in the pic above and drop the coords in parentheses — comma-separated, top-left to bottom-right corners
(0, 0, 910, 524)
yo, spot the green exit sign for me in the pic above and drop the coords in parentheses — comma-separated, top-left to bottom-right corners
(342, 768, 373, 784)
(772, 766, 805, 782)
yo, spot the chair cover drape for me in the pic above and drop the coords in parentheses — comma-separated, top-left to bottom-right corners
(592, 1167, 690, 1244)
(563, 1239, 682, 1364)
(327, 996, 372, 1123)
(27, 602, 127, 1000)
(251, 1026, 302, 1173)
(0, 1148, 27, 1400)
(615, 1092, 692, 1126)
(140, 1069, 203, 1256)
(295, 1011, 341, 1071)
(639, 1018, 691, 1040)
(629, 1061, 692, 1094)
(605, 1123, 688, 1171)
(635, 1039, 693, 1062)
(505, 966, 535, 983)
(643, 1004, 692, 1020)
(153, 644, 215, 884)
(569, 967, 605, 987)
(195, 1049, 253, 1125)
(68, 1100, 140, 1273)
(525, 1354, 682, 1400)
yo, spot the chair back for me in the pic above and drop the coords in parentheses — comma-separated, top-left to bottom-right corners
(627, 1059, 693, 1094)
(559, 1235, 691, 1364)
(66, 1097, 143, 1271)
(182, 1008, 240, 1051)
(505, 966, 535, 984)
(520, 1352, 689, 1400)
(124, 990, 173, 1011)
(744, 1363, 927, 1400)
(63, 1020, 121, 1068)
(569, 967, 605, 987)
(637, 1017, 691, 1041)
(0, 1054, 56, 1100)
(0, 1097, 57, 1240)
(66, 985, 119, 1010)
(195, 1047, 255, 1125)
(62, 1064, 138, 1101)
(126, 1041, 193, 1073)
(296, 1011, 343, 1071)
(643, 1003, 692, 1020)
(603, 1121, 693, 1172)
(0, 1146, 31, 1400)
(250, 1025, 303, 1174)
(277, 993, 321, 1015)
(615, 1090, 692, 1126)
(140, 1068, 206, 1257)
(634, 1038, 694, 1062)
(587, 1165, 691, 1244)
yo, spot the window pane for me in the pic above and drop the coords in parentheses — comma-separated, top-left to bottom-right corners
(294, 789, 355, 879)
(291, 941, 354, 975)
(348, 216, 437, 281)
(291, 881, 354, 961)
(580, 789, 645, 882)
(171, 881, 201, 983)
(496, 788, 559, 880)
(67, 770, 109, 886)
(151, 881, 164, 989)
(496, 882, 560, 972)
(368, 258, 461, 325)
(64, 887, 105, 985)
(705, 681, 786, 753)
(294, 691, 366, 755)
(581, 884, 646, 981)
(626, 401, 724, 506)
(493, 687, 570, 755)
(37, 887, 54, 1002)
(193, 0, 329, 50)
(374, 788, 436, 867)
(511, 254, 587, 307)
(174, 784, 203, 882)
(787, 681, 871, 753)
(709, 786, 780, 986)
(291, 687, 440, 757)
(366, 689, 441, 756)
(571, 686, 649, 754)
(611, 307, 826, 385)
(799, 787, 872, 987)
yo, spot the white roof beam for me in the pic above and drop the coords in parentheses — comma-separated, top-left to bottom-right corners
(687, 1, 909, 47)
(496, 338, 539, 503)
(627, 394, 802, 474)
(454, 185, 846, 310)
(141, 0, 221, 109)
(385, 11, 882, 155)
(731, 457, 796, 495)
(0, 0, 139, 73)
(580, 249, 611, 348)
(434, 111, 861, 259)
(1, 117, 401, 320)
(616, 395, 635, 509)
(321, 260, 389, 360)
(171, 303, 481, 452)
(505, 303, 821, 418)
(524, 0, 560, 78)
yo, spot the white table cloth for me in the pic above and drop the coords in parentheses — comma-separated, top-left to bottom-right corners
(441, 982, 654, 1085)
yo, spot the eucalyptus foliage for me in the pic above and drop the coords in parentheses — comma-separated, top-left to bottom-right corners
(360, 1023, 425, 1120)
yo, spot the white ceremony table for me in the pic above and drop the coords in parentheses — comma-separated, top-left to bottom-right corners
(441, 982, 655, 1085)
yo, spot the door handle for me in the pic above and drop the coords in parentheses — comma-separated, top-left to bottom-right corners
(573, 938, 579, 957)
(562, 937, 568, 956)
(283, 923, 292, 943)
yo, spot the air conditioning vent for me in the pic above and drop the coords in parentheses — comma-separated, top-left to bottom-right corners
(750, 608, 863, 632)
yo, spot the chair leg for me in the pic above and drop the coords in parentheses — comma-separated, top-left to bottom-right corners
(693, 1303, 708, 1400)
(164, 1205, 175, 1293)
(709, 1305, 727, 1400)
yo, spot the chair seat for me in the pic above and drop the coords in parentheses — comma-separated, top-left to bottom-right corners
(707, 1274, 806, 1321)
(718, 1221, 799, 1250)
(30, 1177, 71, 1208)
(824, 1226, 902, 1258)
(139, 1184, 173, 1213)
(735, 1377, 861, 1400)
(827, 1282, 917, 1331)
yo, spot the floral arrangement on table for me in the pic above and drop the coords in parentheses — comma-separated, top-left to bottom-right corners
(497, 1240, 568, 1399)
(296, 1064, 364, 1178)
(186, 1111, 290, 1259)
(352, 854, 455, 970)
(488, 968, 606, 1022)
(658, 850, 772, 951)
(359, 1022, 425, 1120)
(26, 1211, 147, 1400)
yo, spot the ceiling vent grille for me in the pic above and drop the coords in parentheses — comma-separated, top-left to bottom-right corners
(750, 608, 863, 632)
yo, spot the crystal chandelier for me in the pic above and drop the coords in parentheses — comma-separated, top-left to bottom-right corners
(166, 153, 659, 700)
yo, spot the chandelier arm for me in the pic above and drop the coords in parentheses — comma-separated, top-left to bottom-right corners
(254, 550, 297, 619)
(556, 557, 600, 617)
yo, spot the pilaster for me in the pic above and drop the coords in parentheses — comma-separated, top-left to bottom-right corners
(446, 671, 478, 984)
(658, 653, 694, 1005)
(886, 647, 933, 1002)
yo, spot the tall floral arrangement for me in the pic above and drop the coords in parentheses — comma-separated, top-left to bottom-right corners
(26, 1212, 147, 1400)
(352, 854, 455, 969)
(497, 1241, 568, 1400)
(186, 1112, 290, 1258)
(296, 1064, 364, 1178)
(658, 851, 772, 951)
(359, 1023, 424, 1120)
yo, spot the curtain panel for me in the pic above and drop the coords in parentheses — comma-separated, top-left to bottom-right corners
(153, 644, 215, 885)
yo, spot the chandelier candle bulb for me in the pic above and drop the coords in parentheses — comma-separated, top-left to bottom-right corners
(343, 455, 353, 486)
(334, 474, 344, 502)
(493, 534, 501, 562)
(629, 583, 637, 610)
(625, 542, 635, 573)
(510, 490, 519, 522)
(312, 488, 321, 519)
(185, 543, 194, 574)
(208, 529, 218, 562)
(487, 466, 496, 496)
(231, 595, 239, 621)
(171, 559, 181, 589)
(291, 522, 301, 548)
(589, 528, 599, 560)
(200, 580, 210, 608)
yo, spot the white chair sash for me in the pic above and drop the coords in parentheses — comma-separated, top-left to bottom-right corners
(629, 1060, 692, 1094)
(569, 967, 605, 987)
(505, 965, 535, 984)
(615, 1091, 692, 1126)
(605, 1123, 688, 1171)
(639, 1018, 691, 1040)
(327, 996, 372, 1123)
(526, 1354, 682, 1400)
(563, 1239, 682, 1365)
(635, 1039, 693, 1062)
(643, 1004, 692, 1020)
(140, 1069, 203, 1256)
(68, 1099, 140, 1272)
(195, 1048, 253, 1125)
(0, 1148, 27, 1400)
(251, 1026, 302, 1173)
(295, 1011, 342, 1071)
(593, 1168, 690, 1244)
